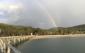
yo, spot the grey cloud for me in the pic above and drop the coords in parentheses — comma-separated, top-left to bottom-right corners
(1, 0, 85, 28)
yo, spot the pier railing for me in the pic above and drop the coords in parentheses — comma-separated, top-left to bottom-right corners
(0, 36, 33, 53)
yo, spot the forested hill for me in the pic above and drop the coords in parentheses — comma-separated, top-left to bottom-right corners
(0, 23, 85, 36)
(0, 23, 34, 36)
(48, 24, 85, 35)
(68, 24, 85, 29)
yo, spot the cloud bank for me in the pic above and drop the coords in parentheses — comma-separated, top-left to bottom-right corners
(0, 0, 85, 28)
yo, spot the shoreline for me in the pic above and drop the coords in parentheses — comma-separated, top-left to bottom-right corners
(17, 34, 85, 49)
(32, 34, 85, 39)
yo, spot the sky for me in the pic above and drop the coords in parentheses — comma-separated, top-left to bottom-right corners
(0, 0, 85, 29)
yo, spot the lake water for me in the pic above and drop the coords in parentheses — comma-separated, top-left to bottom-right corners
(18, 38, 85, 53)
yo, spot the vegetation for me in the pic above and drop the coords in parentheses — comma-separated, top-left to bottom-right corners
(0, 23, 33, 36)
(0, 23, 85, 36)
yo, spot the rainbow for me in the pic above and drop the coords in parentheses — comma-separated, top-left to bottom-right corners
(35, 0, 57, 27)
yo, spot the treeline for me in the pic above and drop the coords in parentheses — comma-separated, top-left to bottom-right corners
(0, 23, 85, 36)
(0, 23, 33, 36)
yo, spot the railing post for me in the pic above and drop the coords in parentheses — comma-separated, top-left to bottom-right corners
(31, 33, 33, 36)
(7, 40, 11, 53)
(0, 39, 6, 53)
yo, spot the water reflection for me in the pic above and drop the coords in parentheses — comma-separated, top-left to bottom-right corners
(18, 38, 85, 53)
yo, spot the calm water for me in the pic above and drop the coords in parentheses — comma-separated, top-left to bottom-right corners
(18, 38, 85, 53)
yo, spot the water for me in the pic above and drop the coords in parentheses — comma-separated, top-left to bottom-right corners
(18, 38, 85, 53)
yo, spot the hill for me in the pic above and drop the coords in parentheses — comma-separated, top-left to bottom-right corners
(0, 23, 34, 36)
(0, 23, 85, 36)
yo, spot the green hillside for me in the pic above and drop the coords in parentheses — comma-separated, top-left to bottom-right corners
(0, 23, 85, 36)
(0, 23, 34, 36)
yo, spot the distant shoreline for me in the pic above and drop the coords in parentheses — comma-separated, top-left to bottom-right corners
(32, 34, 85, 39)
(18, 34, 85, 48)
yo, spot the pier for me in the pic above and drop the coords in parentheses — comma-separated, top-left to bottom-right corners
(0, 36, 33, 53)
(0, 34, 85, 53)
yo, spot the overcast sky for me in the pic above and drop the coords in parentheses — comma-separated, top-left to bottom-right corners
(0, 0, 85, 28)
